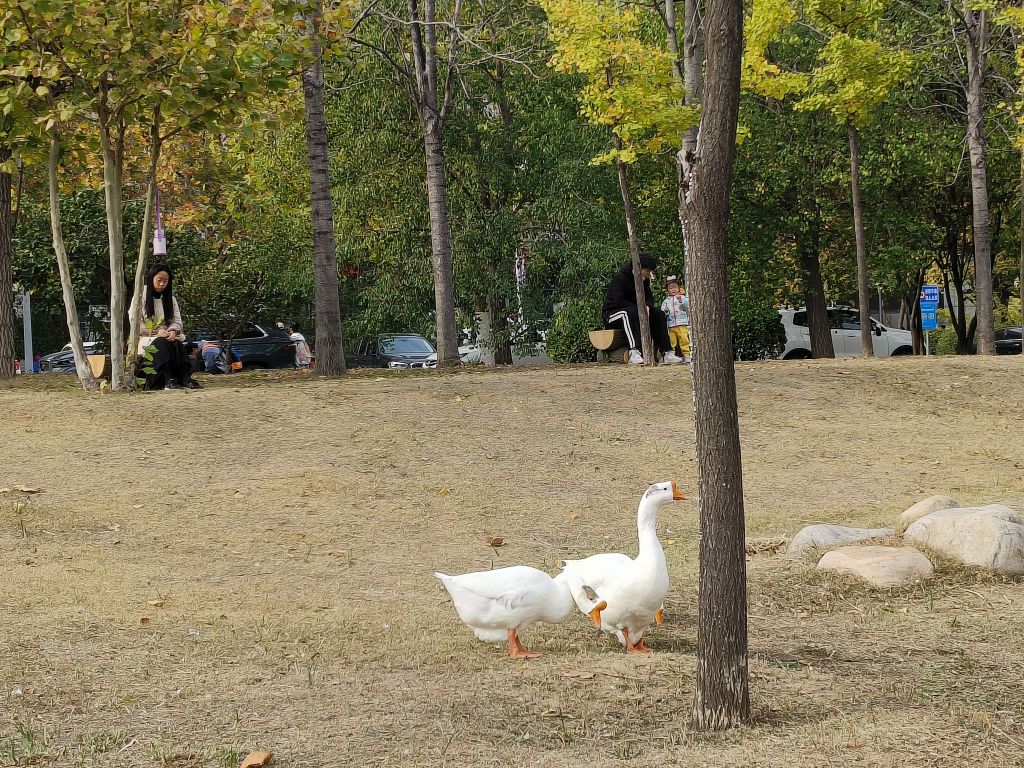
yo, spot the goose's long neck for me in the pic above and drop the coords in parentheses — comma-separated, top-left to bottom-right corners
(636, 498, 665, 562)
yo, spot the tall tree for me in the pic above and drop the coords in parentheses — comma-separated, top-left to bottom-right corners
(303, 0, 346, 375)
(962, 3, 996, 354)
(680, 0, 750, 730)
(0, 149, 13, 378)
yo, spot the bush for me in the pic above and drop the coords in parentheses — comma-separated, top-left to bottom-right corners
(932, 326, 959, 355)
(546, 296, 603, 363)
(731, 305, 786, 360)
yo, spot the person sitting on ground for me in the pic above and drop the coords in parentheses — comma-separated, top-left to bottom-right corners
(288, 323, 312, 369)
(601, 253, 684, 365)
(199, 336, 227, 374)
(661, 275, 691, 363)
(137, 264, 200, 390)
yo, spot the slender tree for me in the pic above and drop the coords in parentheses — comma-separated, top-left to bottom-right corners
(303, 0, 346, 374)
(0, 148, 14, 378)
(679, 0, 750, 731)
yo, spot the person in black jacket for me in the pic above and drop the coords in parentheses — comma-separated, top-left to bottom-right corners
(602, 253, 683, 365)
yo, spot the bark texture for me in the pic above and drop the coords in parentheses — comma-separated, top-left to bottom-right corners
(963, 6, 996, 355)
(303, 0, 347, 375)
(679, 0, 750, 732)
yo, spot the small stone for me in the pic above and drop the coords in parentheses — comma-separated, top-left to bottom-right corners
(895, 495, 959, 533)
(787, 524, 895, 557)
(903, 504, 1024, 574)
(817, 546, 934, 588)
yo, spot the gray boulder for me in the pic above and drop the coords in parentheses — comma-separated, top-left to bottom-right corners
(787, 524, 895, 557)
(895, 495, 959, 534)
(903, 504, 1024, 574)
(817, 546, 934, 588)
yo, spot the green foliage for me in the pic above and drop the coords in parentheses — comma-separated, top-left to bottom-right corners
(545, 296, 603, 363)
(731, 304, 786, 360)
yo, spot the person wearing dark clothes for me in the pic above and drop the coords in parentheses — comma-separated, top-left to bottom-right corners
(137, 265, 200, 390)
(602, 253, 684, 365)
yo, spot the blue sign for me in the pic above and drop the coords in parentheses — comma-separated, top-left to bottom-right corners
(921, 285, 940, 303)
(920, 300, 938, 330)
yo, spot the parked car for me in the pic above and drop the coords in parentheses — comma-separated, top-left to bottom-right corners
(348, 334, 436, 369)
(424, 341, 481, 367)
(779, 307, 914, 359)
(38, 341, 106, 373)
(188, 324, 296, 370)
(996, 327, 1022, 355)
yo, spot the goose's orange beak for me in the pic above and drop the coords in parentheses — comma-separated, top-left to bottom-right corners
(589, 600, 607, 627)
(672, 481, 686, 501)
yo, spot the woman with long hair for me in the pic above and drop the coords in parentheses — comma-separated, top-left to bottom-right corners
(138, 264, 199, 390)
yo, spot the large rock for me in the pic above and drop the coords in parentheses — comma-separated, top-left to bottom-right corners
(787, 524, 895, 557)
(817, 546, 934, 588)
(895, 495, 959, 534)
(903, 504, 1024, 574)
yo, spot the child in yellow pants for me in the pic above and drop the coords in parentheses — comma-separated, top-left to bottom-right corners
(660, 276, 691, 361)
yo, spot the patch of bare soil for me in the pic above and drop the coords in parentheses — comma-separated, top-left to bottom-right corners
(1, 356, 1022, 767)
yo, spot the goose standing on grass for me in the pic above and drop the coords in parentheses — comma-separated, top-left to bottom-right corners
(435, 566, 606, 659)
(562, 481, 684, 653)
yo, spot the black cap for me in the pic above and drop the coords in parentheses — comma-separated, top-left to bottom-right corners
(639, 252, 657, 270)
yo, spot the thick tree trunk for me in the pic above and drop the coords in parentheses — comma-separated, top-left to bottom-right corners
(798, 245, 834, 358)
(847, 124, 874, 356)
(97, 112, 128, 389)
(680, 0, 750, 732)
(1019, 149, 1023, 324)
(614, 155, 655, 363)
(0, 150, 14, 379)
(47, 131, 98, 391)
(964, 7, 996, 355)
(302, 0, 346, 375)
(409, 0, 460, 366)
(488, 294, 513, 365)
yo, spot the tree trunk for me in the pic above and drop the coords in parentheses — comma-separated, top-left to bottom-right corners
(126, 109, 162, 389)
(963, 6, 996, 355)
(0, 148, 14, 379)
(680, 0, 750, 732)
(97, 91, 128, 390)
(302, 0, 346, 375)
(847, 124, 873, 356)
(488, 294, 513, 365)
(47, 130, 98, 391)
(798, 245, 834, 358)
(614, 154, 655, 363)
(667, 0, 704, 277)
(1019, 149, 1023, 325)
(422, 113, 460, 365)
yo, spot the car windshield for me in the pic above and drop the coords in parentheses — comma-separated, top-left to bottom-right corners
(380, 336, 434, 355)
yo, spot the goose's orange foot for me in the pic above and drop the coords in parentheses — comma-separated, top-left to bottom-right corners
(655, 608, 664, 625)
(507, 628, 541, 659)
(622, 627, 654, 654)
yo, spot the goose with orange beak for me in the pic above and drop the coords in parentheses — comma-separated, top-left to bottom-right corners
(562, 481, 685, 653)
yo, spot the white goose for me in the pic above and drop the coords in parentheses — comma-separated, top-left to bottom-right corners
(435, 566, 606, 659)
(562, 481, 684, 653)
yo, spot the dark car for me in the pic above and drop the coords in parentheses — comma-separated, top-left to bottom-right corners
(996, 327, 1022, 355)
(38, 341, 106, 373)
(189, 324, 296, 370)
(348, 334, 436, 369)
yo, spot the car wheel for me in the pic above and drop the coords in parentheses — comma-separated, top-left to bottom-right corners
(783, 349, 813, 360)
(891, 346, 913, 356)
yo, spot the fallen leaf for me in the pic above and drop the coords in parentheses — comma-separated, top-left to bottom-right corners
(240, 751, 273, 768)
(486, 536, 505, 547)
(666, 539, 676, 546)
(139, 617, 150, 626)
(561, 670, 595, 680)
(14, 486, 41, 494)
(147, 600, 165, 608)
(438, 488, 449, 497)
(569, 512, 579, 522)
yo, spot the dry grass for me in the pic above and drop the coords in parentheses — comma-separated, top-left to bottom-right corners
(1, 355, 1023, 767)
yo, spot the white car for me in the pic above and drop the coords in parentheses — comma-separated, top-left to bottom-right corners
(779, 307, 913, 359)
